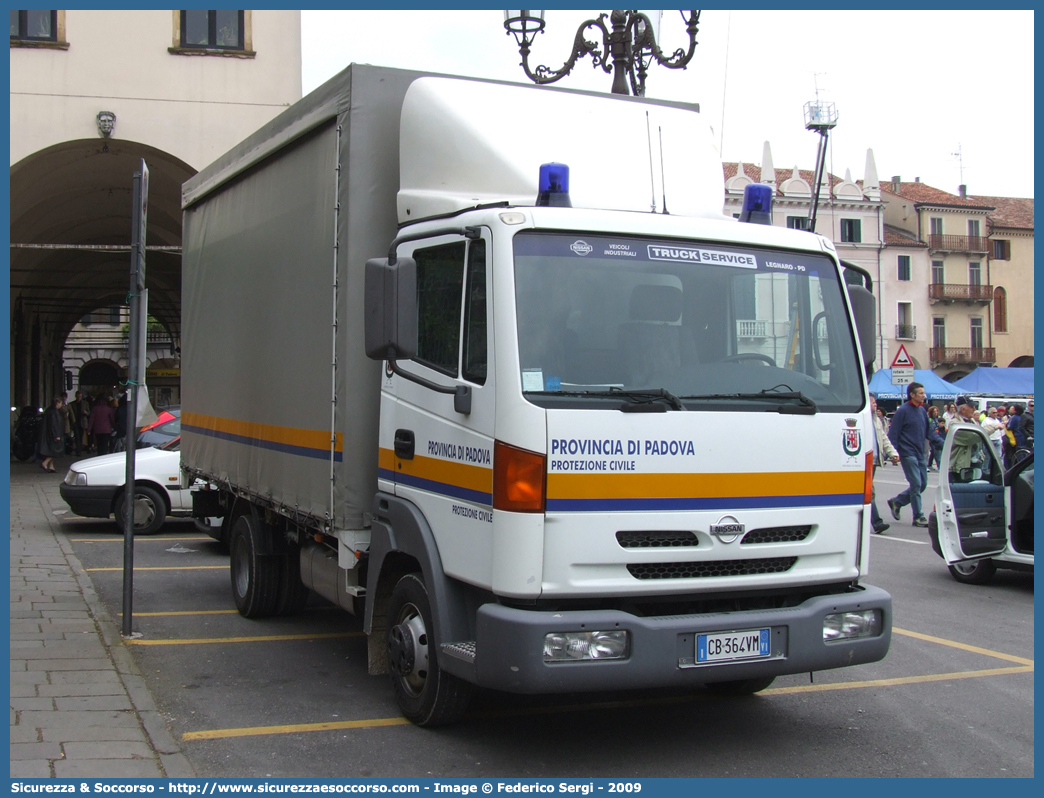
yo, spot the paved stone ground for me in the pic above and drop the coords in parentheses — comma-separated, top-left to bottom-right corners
(10, 459, 195, 778)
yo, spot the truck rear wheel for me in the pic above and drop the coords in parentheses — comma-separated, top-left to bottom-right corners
(230, 513, 279, 618)
(704, 676, 776, 696)
(386, 573, 471, 726)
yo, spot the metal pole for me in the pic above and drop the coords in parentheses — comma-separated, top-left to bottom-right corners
(808, 130, 829, 233)
(122, 160, 148, 638)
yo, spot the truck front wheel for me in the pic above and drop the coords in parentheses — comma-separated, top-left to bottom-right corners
(386, 573, 471, 726)
(230, 514, 279, 618)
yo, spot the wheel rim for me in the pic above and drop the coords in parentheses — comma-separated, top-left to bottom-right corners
(390, 602, 429, 697)
(952, 561, 979, 575)
(133, 493, 158, 530)
(232, 536, 250, 597)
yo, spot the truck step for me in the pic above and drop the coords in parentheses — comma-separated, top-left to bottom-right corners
(441, 641, 476, 664)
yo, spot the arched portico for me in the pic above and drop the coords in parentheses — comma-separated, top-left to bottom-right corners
(10, 138, 195, 408)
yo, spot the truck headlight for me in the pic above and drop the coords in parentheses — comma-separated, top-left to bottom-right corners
(823, 610, 882, 641)
(543, 631, 629, 662)
(64, 470, 87, 486)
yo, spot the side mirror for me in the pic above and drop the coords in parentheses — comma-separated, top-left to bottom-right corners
(846, 284, 876, 368)
(364, 257, 417, 361)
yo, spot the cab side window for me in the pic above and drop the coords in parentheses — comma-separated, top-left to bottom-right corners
(414, 242, 465, 376)
(462, 240, 487, 385)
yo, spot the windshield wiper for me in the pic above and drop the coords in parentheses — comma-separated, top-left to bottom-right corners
(523, 387, 685, 411)
(679, 385, 818, 414)
(609, 387, 685, 411)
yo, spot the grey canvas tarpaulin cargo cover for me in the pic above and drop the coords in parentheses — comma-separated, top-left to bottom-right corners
(181, 64, 429, 531)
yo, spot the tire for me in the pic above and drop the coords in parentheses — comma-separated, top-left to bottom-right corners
(12, 438, 33, 461)
(229, 513, 280, 618)
(273, 546, 310, 616)
(704, 676, 776, 696)
(948, 558, 997, 585)
(386, 573, 471, 726)
(116, 485, 166, 536)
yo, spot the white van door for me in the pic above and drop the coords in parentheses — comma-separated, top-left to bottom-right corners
(936, 422, 1009, 564)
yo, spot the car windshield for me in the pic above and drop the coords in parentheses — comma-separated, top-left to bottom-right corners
(512, 231, 864, 412)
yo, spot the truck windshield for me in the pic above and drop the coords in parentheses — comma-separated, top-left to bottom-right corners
(513, 231, 864, 412)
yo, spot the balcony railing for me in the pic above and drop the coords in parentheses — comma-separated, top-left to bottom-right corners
(928, 234, 990, 253)
(737, 319, 768, 338)
(895, 324, 916, 340)
(930, 347, 996, 366)
(928, 283, 993, 303)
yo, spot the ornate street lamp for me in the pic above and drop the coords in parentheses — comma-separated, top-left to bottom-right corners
(503, 10, 701, 97)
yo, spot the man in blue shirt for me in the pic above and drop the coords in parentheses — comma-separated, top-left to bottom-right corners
(886, 382, 940, 527)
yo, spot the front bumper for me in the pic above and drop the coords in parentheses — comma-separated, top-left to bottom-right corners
(59, 484, 118, 518)
(469, 584, 891, 693)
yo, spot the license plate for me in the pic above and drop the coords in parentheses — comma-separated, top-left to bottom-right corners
(696, 628, 771, 663)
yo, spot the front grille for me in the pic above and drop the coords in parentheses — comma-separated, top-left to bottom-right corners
(741, 525, 812, 544)
(626, 557, 798, 580)
(616, 530, 699, 548)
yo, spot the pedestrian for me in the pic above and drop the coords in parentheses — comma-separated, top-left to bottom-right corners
(58, 394, 73, 454)
(112, 392, 128, 452)
(38, 395, 65, 473)
(1005, 404, 1027, 468)
(926, 405, 945, 471)
(70, 390, 91, 455)
(943, 402, 957, 428)
(886, 382, 942, 528)
(87, 394, 116, 455)
(869, 395, 900, 533)
(947, 395, 985, 477)
(1021, 400, 1033, 447)
(981, 407, 1005, 460)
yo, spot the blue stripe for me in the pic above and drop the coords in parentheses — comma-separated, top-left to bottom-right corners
(183, 424, 343, 462)
(546, 493, 864, 512)
(379, 468, 492, 505)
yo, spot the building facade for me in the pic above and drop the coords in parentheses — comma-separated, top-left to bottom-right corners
(723, 150, 1033, 382)
(10, 9, 302, 409)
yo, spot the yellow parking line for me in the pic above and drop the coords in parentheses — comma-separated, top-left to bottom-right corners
(70, 537, 211, 542)
(762, 665, 1032, 695)
(86, 566, 227, 571)
(119, 610, 240, 617)
(183, 716, 411, 741)
(181, 664, 1032, 741)
(126, 632, 364, 646)
(893, 627, 1034, 666)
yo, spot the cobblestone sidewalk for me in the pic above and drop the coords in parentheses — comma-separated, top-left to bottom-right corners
(10, 465, 194, 778)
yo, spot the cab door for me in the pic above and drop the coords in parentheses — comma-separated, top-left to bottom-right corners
(936, 423, 1009, 564)
(379, 230, 495, 586)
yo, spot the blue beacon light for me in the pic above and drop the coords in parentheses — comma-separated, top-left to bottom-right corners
(739, 183, 773, 225)
(536, 162, 572, 207)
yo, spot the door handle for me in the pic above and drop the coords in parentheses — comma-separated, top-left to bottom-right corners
(394, 429, 415, 460)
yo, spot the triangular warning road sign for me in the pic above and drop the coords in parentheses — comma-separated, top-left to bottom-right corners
(891, 344, 914, 368)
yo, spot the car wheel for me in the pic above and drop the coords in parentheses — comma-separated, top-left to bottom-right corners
(386, 573, 471, 726)
(703, 676, 776, 696)
(117, 485, 166, 536)
(229, 513, 280, 618)
(948, 558, 997, 585)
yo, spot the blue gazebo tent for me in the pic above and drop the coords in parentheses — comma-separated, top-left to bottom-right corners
(866, 369, 959, 401)
(950, 367, 1034, 397)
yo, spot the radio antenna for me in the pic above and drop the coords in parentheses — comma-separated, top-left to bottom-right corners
(658, 126, 669, 214)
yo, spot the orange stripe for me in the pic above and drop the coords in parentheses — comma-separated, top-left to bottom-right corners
(379, 447, 491, 493)
(183, 412, 342, 453)
(548, 470, 863, 500)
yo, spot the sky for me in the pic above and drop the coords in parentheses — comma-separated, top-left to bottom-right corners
(301, 9, 1034, 199)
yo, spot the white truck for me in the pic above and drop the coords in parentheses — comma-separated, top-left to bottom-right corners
(181, 65, 891, 726)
